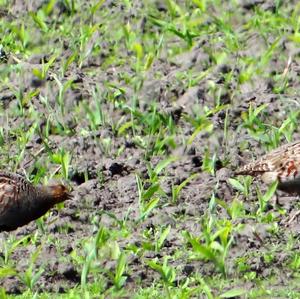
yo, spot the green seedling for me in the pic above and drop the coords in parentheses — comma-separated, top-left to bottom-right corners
(171, 173, 199, 203)
(52, 74, 73, 115)
(241, 103, 268, 139)
(90, 0, 105, 17)
(256, 180, 278, 217)
(83, 87, 105, 131)
(228, 176, 253, 197)
(81, 226, 110, 288)
(142, 225, 171, 253)
(62, 0, 76, 15)
(154, 225, 171, 253)
(264, 110, 298, 149)
(11, 23, 29, 50)
(147, 256, 176, 299)
(136, 174, 160, 222)
(17, 245, 44, 291)
(32, 55, 56, 81)
(15, 89, 40, 116)
(201, 149, 217, 175)
(147, 156, 177, 182)
(149, 15, 198, 48)
(0, 235, 31, 265)
(50, 148, 72, 179)
(183, 217, 233, 276)
(62, 51, 78, 76)
(136, 157, 177, 221)
(78, 23, 99, 67)
(290, 253, 300, 270)
(113, 251, 127, 290)
(217, 198, 245, 220)
(186, 118, 213, 145)
(30, 11, 48, 32)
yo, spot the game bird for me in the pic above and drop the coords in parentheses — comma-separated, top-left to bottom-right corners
(0, 172, 71, 232)
(235, 140, 300, 194)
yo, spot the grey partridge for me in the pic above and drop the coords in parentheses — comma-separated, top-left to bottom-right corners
(0, 172, 71, 232)
(236, 140, 300, 194)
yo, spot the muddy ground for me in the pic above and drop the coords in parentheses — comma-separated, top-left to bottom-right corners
(1, 0, 300, 296)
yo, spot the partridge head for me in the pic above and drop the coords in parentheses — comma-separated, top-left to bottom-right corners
(235, 140, 300, 194)
(0, 172, 72, 232)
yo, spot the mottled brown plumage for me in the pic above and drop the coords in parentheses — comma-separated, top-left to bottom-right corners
(236, 140, 300, 193)
(0, 172, 71, 232)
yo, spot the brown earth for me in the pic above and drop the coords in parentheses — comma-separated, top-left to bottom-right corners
(0, 0, 300, 295)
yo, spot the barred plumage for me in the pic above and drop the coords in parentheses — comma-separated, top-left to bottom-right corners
(0, 172, 72, 232)
(236, 140, 300, 193)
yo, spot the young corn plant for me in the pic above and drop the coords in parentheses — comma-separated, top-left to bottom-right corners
(17, 245, 44, 292)
(52, 74, 73, 115)
(78, 23, 100, 67)
(15, 88, 40, 116)
(183, 216, 234, 276)
(136, 156, 176, 221)
(256, 180, 278, 219)
(13, 123, 38, 171)
(228, 176, 253, 198)
(147, 256, 176, 299)
(50, 148, 72, 180)
(149, 5, 200, 49)
(201, 149, 217, 176)
(136, 174, 161, 222)
(83, 87, 105, 131)
(32, 55, 56, 81)
(240, 103, 268, 140)
(171, 173, 199, 203)
(11, 23, 29, 51)
(264, 110, 298, 150)
(80, 226, 110, 289)
(216, 198, 245, 220)
(142, 225, 171, 253)
(112, 251, 127, 290)
(0, 235, 31, 266)
(129, 105, 177, 157)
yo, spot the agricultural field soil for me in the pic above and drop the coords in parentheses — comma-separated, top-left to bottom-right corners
(0, 0, 300, 298)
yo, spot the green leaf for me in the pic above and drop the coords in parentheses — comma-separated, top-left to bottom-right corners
(173, 173, 199, 199)
(132, 43, 143, 61)
(192, 0, 206, 11)
(90, 0, 105, 14)
(154, 156, 177, 175)
(144, 53, 154, 70)
(220, 288, 246, 298)
(188, 121, 213, 145)
(117, 121, 133, 136)
(142, 183, 160, 200)
(114, 252, 127, 289)
(141, 197, 159, 219)
(262, 180, 278, 203)
(30, 12, 48, 32)
(228, 178, 245, 193)
(0, 267, 16, 277)
(157, 225, 171, 251)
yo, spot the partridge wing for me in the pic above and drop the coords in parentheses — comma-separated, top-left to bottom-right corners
(236, 140, 300, 176)
(0, 173, 21, 216)
(0, 172, 33, 217)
